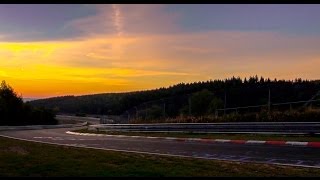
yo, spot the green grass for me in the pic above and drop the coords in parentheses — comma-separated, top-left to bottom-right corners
(75, 129, 320, 142)
(1, 136, 320, 177)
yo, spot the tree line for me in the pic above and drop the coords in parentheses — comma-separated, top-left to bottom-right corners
(29, 76, 320, 119)
(0, 81, 57, 126)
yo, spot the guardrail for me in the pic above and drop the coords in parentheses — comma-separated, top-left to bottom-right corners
(0, 122, 88, 131)
(56, 115, 100, 121)
(89, 122, 320, 134)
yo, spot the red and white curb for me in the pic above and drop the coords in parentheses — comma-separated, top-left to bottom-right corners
(66, 131, 320, 148)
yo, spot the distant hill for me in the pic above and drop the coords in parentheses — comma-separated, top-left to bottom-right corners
(29, 76, 320, 117)
(23, 98, 38, 102)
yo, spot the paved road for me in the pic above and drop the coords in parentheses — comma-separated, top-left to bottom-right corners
(0, 127, 320, 168)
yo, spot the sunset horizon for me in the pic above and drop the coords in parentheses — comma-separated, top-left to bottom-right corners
(1, 4, 320, 99)
(1, 4, 320, 176)
(12, 75, 320, 100)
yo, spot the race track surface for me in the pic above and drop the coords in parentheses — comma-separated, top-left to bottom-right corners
(1, 127, 320, 168)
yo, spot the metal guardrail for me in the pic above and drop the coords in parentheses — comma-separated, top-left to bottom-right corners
(56, 115, 100, 121)
(0, 122, 88, 131)
(89, 122, 320, 134)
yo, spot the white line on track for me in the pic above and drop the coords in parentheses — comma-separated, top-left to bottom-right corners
(285, 141, 308, 146)
(246, 140, 266, 144)
(214, 139, 231, 143)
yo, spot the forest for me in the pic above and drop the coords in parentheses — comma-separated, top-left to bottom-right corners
(29, 76, 320, 122)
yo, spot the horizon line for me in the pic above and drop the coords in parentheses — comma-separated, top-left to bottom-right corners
(23, 76, 320, 100)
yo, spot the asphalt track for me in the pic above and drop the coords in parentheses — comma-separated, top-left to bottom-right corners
(1, 127, 320, 169)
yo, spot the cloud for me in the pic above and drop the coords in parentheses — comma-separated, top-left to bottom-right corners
(2, 30, 320, 83)
(112, 4, 124, 37)
(65, 4, 181, 38)
(1, 4, 320, 97)
(0, 4, 100, 42)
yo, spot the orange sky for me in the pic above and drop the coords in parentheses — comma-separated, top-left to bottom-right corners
(1, 5, 320, 98)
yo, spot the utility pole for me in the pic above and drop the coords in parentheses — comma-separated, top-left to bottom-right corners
(224, 92, 227, 116)
(126, 111, 130, 122)
(163, 99, 166, 119)
(188, 95, 191, 116)
(145, 103, 148, 120)
(268, 87, 271, 113)
(134, 106, 138, 120)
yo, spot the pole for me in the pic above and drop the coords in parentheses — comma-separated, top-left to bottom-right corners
(290, 103, 292, 112)
(188, 96, 191, 116)
(163, 100, 166, 119)
(134, 106, 138, 120)
(224, 92, 227, 116)
(268, 87, 271, 113)
(145, 104, 147, 120)
(126, 111, 130, 122)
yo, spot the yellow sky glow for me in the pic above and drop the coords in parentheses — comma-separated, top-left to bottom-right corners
(1, 5, 320, 98)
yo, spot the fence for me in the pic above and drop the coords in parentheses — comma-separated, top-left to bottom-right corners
(215, 99, 320, 117)
(111, 90, 320, 124)
(119, 94, 191, 123)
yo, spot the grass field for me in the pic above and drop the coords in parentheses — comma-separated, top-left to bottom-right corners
(74, 129, 320, 142)
(1, 136, 320, 176)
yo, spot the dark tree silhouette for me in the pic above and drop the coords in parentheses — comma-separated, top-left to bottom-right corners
(0, 81, 57, 126)
(28, 76, 320, 120)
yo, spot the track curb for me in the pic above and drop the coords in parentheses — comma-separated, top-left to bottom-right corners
(66, 131, 320, 148)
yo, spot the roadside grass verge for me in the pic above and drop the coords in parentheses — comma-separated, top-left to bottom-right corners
(1, 136, 320, 176)
(74, 129, 320, 142)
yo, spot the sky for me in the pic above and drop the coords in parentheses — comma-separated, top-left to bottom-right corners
(1, 4, 320, 99)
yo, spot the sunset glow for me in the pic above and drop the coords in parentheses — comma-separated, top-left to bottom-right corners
(1, 4, 320, 98)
